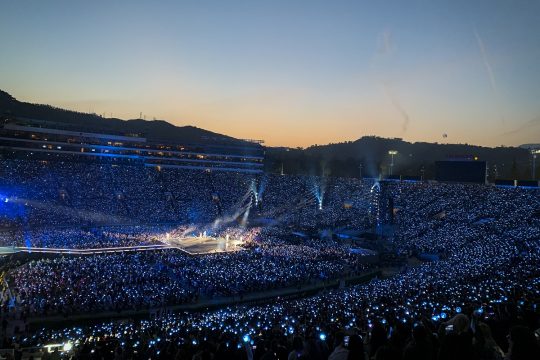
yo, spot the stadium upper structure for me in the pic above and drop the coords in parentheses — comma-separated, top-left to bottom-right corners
(0, 118, 264, 173)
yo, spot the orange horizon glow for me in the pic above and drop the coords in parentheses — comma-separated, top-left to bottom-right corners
(1, 1, 539, 148)
(6, 87, 534, 149)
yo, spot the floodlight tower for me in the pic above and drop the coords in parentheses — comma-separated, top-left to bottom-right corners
(532, 149, 540, 180)
(388, 150, 398, 176)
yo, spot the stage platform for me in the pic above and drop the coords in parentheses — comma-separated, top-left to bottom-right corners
(164, 236, 244, 255)
(0, 247, 19, 255)
(0, 236, 244, 256)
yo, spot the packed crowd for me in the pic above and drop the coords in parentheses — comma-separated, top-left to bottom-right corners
(5, 244, 370, 316)
(6, 198, 540, 359)
(389, 182, 540, 258)
(0, 160, 539, 359)
(0, 160, 372, 231)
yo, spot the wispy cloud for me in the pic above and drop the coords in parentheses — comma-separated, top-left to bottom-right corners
(377, 29, 395, 55)
(381, 81, 410, 133)
(474, 28, 497, 92)
(500, 116, 540, 136)
(373, 30, 409, 134)
(474, 27, 506, 127)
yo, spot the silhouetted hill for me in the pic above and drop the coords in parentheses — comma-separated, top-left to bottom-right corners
(0, 90, 247, 146)
(0, 90, 534, 179)
(266, 136, 532, 180)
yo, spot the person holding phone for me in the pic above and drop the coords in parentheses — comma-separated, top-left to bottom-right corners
(328, 332, 349, 360)
(438, 314, 474, 360)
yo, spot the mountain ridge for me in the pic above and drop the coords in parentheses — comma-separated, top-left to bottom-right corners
(0, 90, 245, 146)
(0, 89, 535, 179)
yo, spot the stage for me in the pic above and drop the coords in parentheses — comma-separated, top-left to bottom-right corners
(0, 236, 245, 256)
(162, 235, 245, 255)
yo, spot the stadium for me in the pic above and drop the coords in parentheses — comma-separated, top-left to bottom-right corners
(0, 116, 538, 360)
(2, 1, 540, 358)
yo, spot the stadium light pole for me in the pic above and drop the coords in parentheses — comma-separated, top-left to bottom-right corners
(359, 163, 363, 180)
(532, 149, 540, 180)
(388, 150, 398, 176)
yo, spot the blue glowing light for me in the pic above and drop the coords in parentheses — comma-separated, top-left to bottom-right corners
(309, 177, 325, 210)
(319, 333, 327, 341)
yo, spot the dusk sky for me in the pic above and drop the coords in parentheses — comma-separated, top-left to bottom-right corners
(1, 0, 539, 147)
